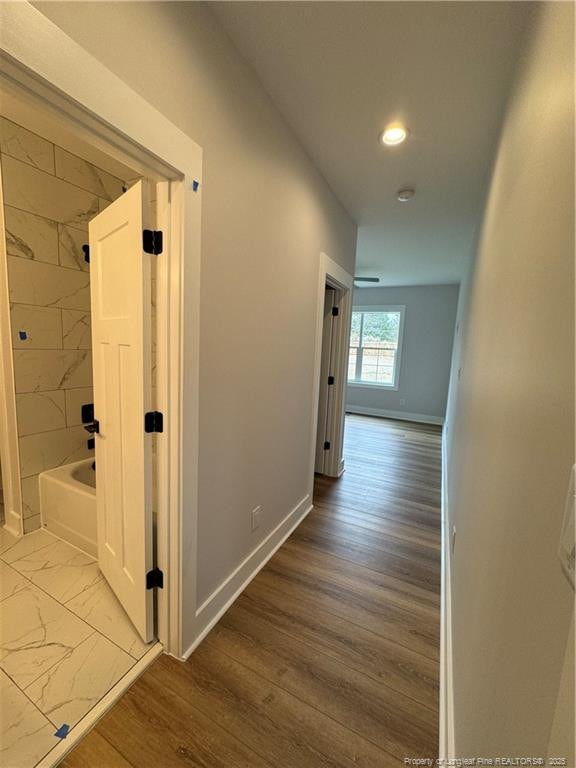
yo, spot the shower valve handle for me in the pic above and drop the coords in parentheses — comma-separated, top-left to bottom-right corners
(83, 420, 100, 435)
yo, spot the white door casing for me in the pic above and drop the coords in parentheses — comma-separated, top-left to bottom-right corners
(309, 253, 354, 490)
(89, 180, 154, 643)
(315, 287, 336, 473)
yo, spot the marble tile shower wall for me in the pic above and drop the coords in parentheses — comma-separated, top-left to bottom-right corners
(0, 117, 126, 533)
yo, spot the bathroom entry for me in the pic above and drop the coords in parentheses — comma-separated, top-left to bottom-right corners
(89, 180, 155, 642)
(0, 94, 165, 646)
(315, 285, 339, 474)
(0, 34, 201, 667)
(311, 254, 354, 482)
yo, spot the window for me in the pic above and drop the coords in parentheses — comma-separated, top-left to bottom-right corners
(348, 306, 405, 388)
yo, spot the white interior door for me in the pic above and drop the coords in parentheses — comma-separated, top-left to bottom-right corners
(89, 180, 154, 643)
(315, 287, 336, 473)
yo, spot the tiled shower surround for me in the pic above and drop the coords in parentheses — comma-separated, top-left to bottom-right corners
(0, 116, 126, 532)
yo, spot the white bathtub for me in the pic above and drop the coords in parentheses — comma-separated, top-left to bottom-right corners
(40, 459, 97, 558)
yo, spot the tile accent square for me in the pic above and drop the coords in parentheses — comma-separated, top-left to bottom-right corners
(55, 147, 125, 202)
(0, 527, 20, 556)
(0, 560, 28, 601)
(1, 528, 54, 563)
(13, 349, 92, 394)
(23, 515, 42, 534)
(21, 475, 41, 520)
(16, 390, 67, 436)
(4, 206, 59, 264)
(0, 117, 55, 174)
(66, 579, 151, 659)
(64, 387, 94, 427)
(9, 537, 103, 603)
(0, 583, 93, 687)
(8, 256, 90, 311)
(26, 632, 133, 728)
(0, 669, 57, 768)
(58, 224, 89, 272)
(2, 156, 99, 227)
(18, 426, 92, 478)
(62, 310, 92, 350)
(10, 305, 63, 350)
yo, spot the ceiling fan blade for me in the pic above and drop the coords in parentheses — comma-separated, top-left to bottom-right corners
(354, 277, 380, 283)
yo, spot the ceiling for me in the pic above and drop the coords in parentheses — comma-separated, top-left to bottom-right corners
(213, 1, 531, 286)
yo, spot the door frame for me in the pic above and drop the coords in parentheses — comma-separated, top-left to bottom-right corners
(315, 285, 337, 474)
(0, 166, 23, 537)
(309, 253, 354, 490)
(0, 1, 203, 658)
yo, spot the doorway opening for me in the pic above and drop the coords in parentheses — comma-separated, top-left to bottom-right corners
(315, 284, 342, 475)
(310, 253, 354, 489)
(0, 62, 182, 768)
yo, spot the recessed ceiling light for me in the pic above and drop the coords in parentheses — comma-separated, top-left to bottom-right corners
(397, 187, 415, 202)
(380, 124, 408, 146)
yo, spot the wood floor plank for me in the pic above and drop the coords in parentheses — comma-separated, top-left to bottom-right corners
(290, 523, 440, 592)
(297, 512, 441, 572)
(150, 650, 399, 768)
(272, 538, 440, 614)
(312, 503, 440, 550)
(258, 555, 440, 661)
(208, 598, 439, 757)
(91, 674, 272, 768)
(299, 510, 440, 560)
(63, 415, 441, 766)
(238, 582, 440, 709)
(60, 731, 134, 768)
(314, 484, 441, 530)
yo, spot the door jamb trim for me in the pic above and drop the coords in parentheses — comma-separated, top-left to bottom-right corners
(310, 253, 354, 489)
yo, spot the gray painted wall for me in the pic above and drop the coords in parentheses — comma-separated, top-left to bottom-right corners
(346, 284, 459, 421)
(444, 2, 574, 756)
(36, 1, 357, 647)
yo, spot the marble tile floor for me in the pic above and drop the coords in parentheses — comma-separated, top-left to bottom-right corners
(0, 527, 156, 768)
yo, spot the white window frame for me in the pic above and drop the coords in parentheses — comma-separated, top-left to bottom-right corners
(347, 305, 406, 391)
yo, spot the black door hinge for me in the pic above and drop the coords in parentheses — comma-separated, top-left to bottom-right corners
(143, 229, 163, 255)
(81, 401, 98, 435)
(145, 411, 164, 433)
(327, 375, 335, 386)
(82, 244, 90, 263)
(81, 403, 94, 424)
(323, 441, 331, 450)
(332, 306, 339, 317)
(146, 567, 164, 589)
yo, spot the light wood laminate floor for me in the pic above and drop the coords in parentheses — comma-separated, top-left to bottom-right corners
(62, 415, 442, 767)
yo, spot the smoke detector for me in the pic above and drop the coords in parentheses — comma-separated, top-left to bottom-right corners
(397, 187, 415, 202)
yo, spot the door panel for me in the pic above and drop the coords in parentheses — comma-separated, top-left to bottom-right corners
(89, 180, 154, 643)
(315, 287, 336, 473)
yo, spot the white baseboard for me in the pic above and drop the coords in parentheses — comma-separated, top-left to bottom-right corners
(36, 642, 163, 768)
(439, 432, 455, 759)
(346, 404, 445, 426)
(182, 493, 312, 661)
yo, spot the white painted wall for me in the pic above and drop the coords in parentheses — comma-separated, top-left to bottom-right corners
(444, 2, 574, 757)
(346, 284, 458, 423)
(35, 2, 356, 649)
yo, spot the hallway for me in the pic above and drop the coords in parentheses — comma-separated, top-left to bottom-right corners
(63, 415, 442, 767)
